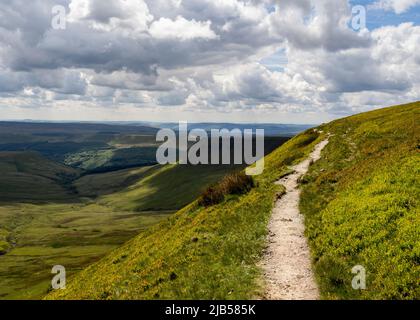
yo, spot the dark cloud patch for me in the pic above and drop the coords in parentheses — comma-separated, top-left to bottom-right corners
(319, 50, 412, 93)
(88, 0, 129, 23)
(0, 68, 87, 94)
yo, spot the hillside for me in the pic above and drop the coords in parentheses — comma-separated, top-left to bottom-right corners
(301, 102, 419, 299)
(0, 122, 160, 172)
(0, 152, 80, 202)
(98, 164, 244, 211)
(47, 102, 419, 300)
(0, 156, 248, 299)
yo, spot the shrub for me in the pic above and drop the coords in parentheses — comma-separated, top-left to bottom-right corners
(199, 172, 255, 207)
(51, 242, 65, 249)
(198, 186, 225, 207)
(296, 130, 319, 147)
(219, 171, 255, 195)
(0, 240, 10, 255)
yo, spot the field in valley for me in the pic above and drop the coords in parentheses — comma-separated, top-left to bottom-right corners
(0, 160, 244, 299)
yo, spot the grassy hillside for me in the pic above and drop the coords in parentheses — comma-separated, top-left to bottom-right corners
(0, 157, 246, 299)
(0, 204, 171, 299)
(99, 164, 244, 211)
(300, 102, 419, 299)
(47, 102, 419, 300)
(0, 122, 160, 172)
(74, 165, 159, 197)
(0, 152, 80, 202)
(46, 129, 320, 299)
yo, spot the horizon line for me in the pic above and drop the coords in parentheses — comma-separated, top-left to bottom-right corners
(0, 119, 319, 126)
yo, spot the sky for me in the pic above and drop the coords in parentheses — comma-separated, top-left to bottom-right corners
(0, 0, 419, 124)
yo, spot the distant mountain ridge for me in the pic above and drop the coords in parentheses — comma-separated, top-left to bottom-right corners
(1, 121, 313, 137)
(142, 122, 314, 136)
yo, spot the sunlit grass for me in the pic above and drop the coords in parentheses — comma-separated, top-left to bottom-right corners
(301, 101, 419, 299)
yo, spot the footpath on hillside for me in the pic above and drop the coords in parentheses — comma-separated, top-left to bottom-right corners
(260, 139, 329, 300)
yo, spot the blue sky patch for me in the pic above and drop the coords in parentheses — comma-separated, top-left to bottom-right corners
(350, 0, 420, 29)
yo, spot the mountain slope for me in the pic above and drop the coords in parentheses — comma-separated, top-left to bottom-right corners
(46, 130, 318, 300)
(98, 164, 244, 211)
(301, 102, 419, 299)
(0, 160, 246, 299)
(47, 102, 419, 300)
(0, 152, 80, 202)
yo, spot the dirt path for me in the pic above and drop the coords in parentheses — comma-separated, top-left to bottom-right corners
(260, 139, 329, 300)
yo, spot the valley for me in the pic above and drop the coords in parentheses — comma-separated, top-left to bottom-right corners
(0, 121, 292, 299)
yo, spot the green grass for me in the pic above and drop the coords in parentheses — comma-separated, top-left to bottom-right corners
(0, 123, 288, 299)
(63, 147, 158, 172)
(3, 104, 418, 300)
(0, 152, 80, 202)
(46, 130, 321, 299)
(0, 203, 172, 299)
(100, 164, 244, 211)
(74, 165, 159, 197)
(300, 102, 419, 299)
(64, 149, 115, 170)
(0, 122, 158, 164)
(47, 102, 418, 300)
(0, 155, 246, 299)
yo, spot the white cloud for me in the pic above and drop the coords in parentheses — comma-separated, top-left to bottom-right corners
(68, 0, 152, 33)
(149, 16, 218, 41)
(0, 0, 418, 122)
(371, 0, 420, 14)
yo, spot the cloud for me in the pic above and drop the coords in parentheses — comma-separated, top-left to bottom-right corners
(0, 0, 418, 121)
(269, 0, 372, 52)
(149, 16, 218, 41)
(371, 0, 420, 14)
(0, 68, 87, 95)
